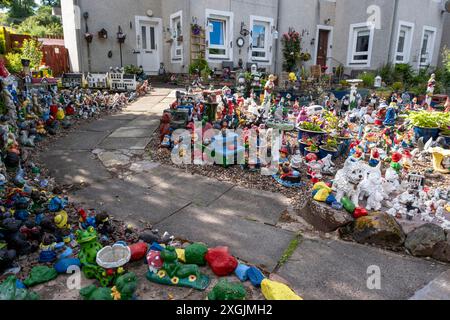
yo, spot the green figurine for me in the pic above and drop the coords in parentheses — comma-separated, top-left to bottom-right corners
(80, 272, 138, 301)
(146, 246, 210, 291)
(75, 227, 114, 287)
(208, 279, 246, 300)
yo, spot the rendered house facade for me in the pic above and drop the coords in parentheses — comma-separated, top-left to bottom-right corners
(61, 0, 450, 75)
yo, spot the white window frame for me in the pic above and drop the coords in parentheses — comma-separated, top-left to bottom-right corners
(170, 10, 183, 64)
(394, 21, 414, 64)
(249, 15, 274, 65)
(419, 26, 437, 68)
(346, 22, 375, 67)
(205, 9, 234, 61)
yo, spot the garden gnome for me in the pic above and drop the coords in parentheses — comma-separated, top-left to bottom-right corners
(263, 75, 276, 116)
(426, 73, 436, 106)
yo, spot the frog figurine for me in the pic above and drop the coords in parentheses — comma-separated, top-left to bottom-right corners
(146, 246, 210, 291)
(75, 227, 113, 287)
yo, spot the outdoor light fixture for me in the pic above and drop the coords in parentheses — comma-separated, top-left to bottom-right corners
(240, 22, 250, 37)
(117, 26, 126, 68)
(117, 26, 126, 44)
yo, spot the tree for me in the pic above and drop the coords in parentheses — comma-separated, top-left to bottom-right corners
(0, 0, 38, 23)
(40, 0, 60, 7)
(15, 5, 63, 36)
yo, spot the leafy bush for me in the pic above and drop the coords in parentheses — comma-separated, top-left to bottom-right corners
(124, 64, 143, 75)
(378, 63, 394, 85)
(21, 38, 43, 69)
(281, 30, 302, 72)
(394, 63, 415, 85)
(392, 82, 404, 92)
(5, 52, 22, 73)
(188, 58, 211, 76)
(407, 111, 450, 128)
(358, 72, 375, 87)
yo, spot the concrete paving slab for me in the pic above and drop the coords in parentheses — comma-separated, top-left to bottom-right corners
(149, 173, 234, 207)
(276, 238, 449, 300)
(71, 178, 191, 225)
(76, 118, 129, 132)
(102, 114, 137, 121)
(210, 186, 289, 225)
(51, 131, 110, 150)
(98, 137, 151, 150)
(127, 116, 160, 128)
(410, 270, 450, 300)
(37, 150, 112, 185)
(109, 127, 152, 138)
(155, 205, 296, 271)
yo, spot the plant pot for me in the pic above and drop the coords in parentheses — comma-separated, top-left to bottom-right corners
(337, 136, 352, 156)
(414, 126, 440, 142)
(439, 133, 450, 145)
(299, 141, 308, 154)
(304, 147, 319, 157)
(297, 128, 327, 143)
(319, 146, 339, 160)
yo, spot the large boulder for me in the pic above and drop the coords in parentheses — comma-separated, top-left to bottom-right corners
(432, 239, 450, 263)
(301, 200, 354, 233)
(405, 223, 446, 257)
(341, 212, 406, 248)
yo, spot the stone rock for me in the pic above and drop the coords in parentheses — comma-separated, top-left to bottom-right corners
(342, 212, 406, 248)
(97, 151, 130, 167)
(300, 200, 354, 233)
(432, 239, 450, 263)
(405, 223, 446, 257)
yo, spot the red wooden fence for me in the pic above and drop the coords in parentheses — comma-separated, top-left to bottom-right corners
(41, 44, 69, 77)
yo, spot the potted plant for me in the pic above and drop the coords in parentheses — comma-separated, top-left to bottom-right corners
(407, 111, 449, 142)
(304, 138, 320, 157)
(440, 126, 450, 145)
(319, 136, 339, 160)
(191, 24, 202, 36)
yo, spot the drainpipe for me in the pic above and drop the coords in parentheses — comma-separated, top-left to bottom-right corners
(387, 0, 400, 64)
(74, 0, 84, 72)
(274, 0, 281, 74)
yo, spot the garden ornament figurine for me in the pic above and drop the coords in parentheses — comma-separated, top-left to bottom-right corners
(428, 147, 450, 174)
(357, 163, 385, 211)
(426, 73, 436, 106)
(263, 74, 276, 116)
(332, 157, 367, 205)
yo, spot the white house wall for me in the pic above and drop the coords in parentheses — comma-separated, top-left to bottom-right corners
(62, 0, 450, 74)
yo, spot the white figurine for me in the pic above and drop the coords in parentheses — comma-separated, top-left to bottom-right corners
(382, 167, 401, 196)
(320, 154, 336, 175)
(358, 164, 385, 211)
(332, 158, 367, 205)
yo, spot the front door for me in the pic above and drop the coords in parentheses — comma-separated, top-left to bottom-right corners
(137, 20, 160, 73)
(316, 29, 329, 67)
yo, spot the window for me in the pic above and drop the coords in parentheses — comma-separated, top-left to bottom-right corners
(395, 21, 414, 64)
(419, 26, 436, 68)
(206, 9, 233, 60)
(249, 16, 273, 64)
(347, 23, 374, 66)
(170, 11, 183, 63)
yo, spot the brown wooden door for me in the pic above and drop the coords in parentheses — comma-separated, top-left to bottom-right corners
(317, 30, 329, 67)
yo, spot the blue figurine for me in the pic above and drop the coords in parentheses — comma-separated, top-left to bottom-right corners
(383, 103, 397, 126)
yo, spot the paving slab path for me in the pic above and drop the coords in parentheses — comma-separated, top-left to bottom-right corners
(36, 87, 450, 300)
